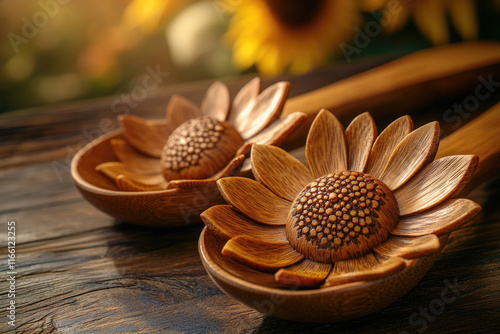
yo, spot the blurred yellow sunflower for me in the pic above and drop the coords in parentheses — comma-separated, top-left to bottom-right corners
(225, 0, 360, 76)
(360, 0, 478, 45)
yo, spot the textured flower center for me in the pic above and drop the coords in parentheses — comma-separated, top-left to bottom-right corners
(161, 116, 243, 180)
(286, 171, 399, 263)
(266, 0, 324, 27)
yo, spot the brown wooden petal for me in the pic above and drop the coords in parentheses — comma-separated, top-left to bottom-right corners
(346, 112, 377, 172)
(275, 259, 332, 287)
(119, 115, 170, 158)
(217, 177, 291, 225)
(201, 81, 231, 122)
(96, 162, 165, 188)
(331, 252, 379, 273)
(379, 121, 440, 191)
(395, 155, 479, 216)
(201, 205, 287, 243)
(165, 94, 203, 130)
(166, 155, 245, 189)
(236, 112, 307, 156)
(110, 139, 161, 173)
(229, 77, 261, 129)
(323, 257, 406, 287)
(251, 144, 313, 201)
(365, 115, 413, 178)
(374, 235, 440, 259)
(306, 109, 348, 178)
(116, 175, 167, 191)
(237, 81, 290, 140)
(222, 235, 304, 272)
(392, 199, 481, 237)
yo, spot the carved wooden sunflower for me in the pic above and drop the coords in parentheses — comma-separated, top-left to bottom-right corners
(202, 110, 481, 289)
(96, 78, 306, 191)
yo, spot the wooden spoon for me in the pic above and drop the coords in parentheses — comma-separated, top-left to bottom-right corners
(199, 103, 500, 322)
(72, 42, 500, 227)
(281, 41, 500, 147)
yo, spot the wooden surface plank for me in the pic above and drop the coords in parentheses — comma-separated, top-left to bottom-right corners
(0, 56, 499, 333)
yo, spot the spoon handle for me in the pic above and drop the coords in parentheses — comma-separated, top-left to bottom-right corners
(437, 103, 500, 193)
(283, 42, 500, 119)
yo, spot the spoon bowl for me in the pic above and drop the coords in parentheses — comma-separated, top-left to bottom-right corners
(71, 129, 225, 226)
(199, 227, 439, 322)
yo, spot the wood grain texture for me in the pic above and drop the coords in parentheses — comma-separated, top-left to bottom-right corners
(373, 235, 441, 259)
(365, 115, 413, 178)
(305, 109, 348, 178)
(238, 82, 290, 140)
(200, 81, 230, 122)
(222, 235, 304, 272)
(201, 205, 287, 243)
(217, 177, 291, 225)
(251, 144, 313, 202)
(395, 155, 479, 215)
(345, 112, 377, 172)
(118, 115, 170, 158)
(110, 139, 161, 173)
(275, 259, 332, 287)
(166, 94, 203, 130)
(1, 54, 499, 332)
(391, 199, 482, 237)
(379, 122, 440, 191)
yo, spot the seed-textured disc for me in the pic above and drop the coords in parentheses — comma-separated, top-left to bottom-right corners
(286, 171, 399, 263)
(161, 117, 243, 180)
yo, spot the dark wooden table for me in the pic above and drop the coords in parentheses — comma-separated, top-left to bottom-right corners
(1, 57, 499, 333)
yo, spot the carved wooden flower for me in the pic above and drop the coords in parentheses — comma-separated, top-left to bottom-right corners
(96, 78, 306, 191)
(202, 110, 481, 288)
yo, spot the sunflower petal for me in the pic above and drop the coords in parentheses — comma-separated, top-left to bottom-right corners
(379, 122, 440, 191)
(346, 112, 377, 172)
(365, 115, 413, 178)
(201, 205, 287, 242)
(395, 155, 479, 216)
(391, 199, 481, 236)
(222, 235, 303, 272)
(448, 0, 478, 41)
(413, 0, 449, 45)
(323, 257, 406, 287)
(359, 0, 387, 11)
(119, 115, 170, 158)
(236, 112, 307, 156)
(217, 177, 291, 225)
(251, 144, 313, 201)
(166, 94, 203, 130)
(201, 81, 231, 122)
(166, 154, 245, 189)
(384, 0, 411, 34)
(116, 175, 167, 191)
(237, 82, 290, 140)
(374, 235, 440, 259)
(110, 139, 161, 173)
(229, 77, 261, 130)
(306, 109, 348, 178)
(275, 259, 332, 287)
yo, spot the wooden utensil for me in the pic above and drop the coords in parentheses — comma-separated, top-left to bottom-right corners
(72, 42, 500, 226)
(199, 103, 500, 322)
